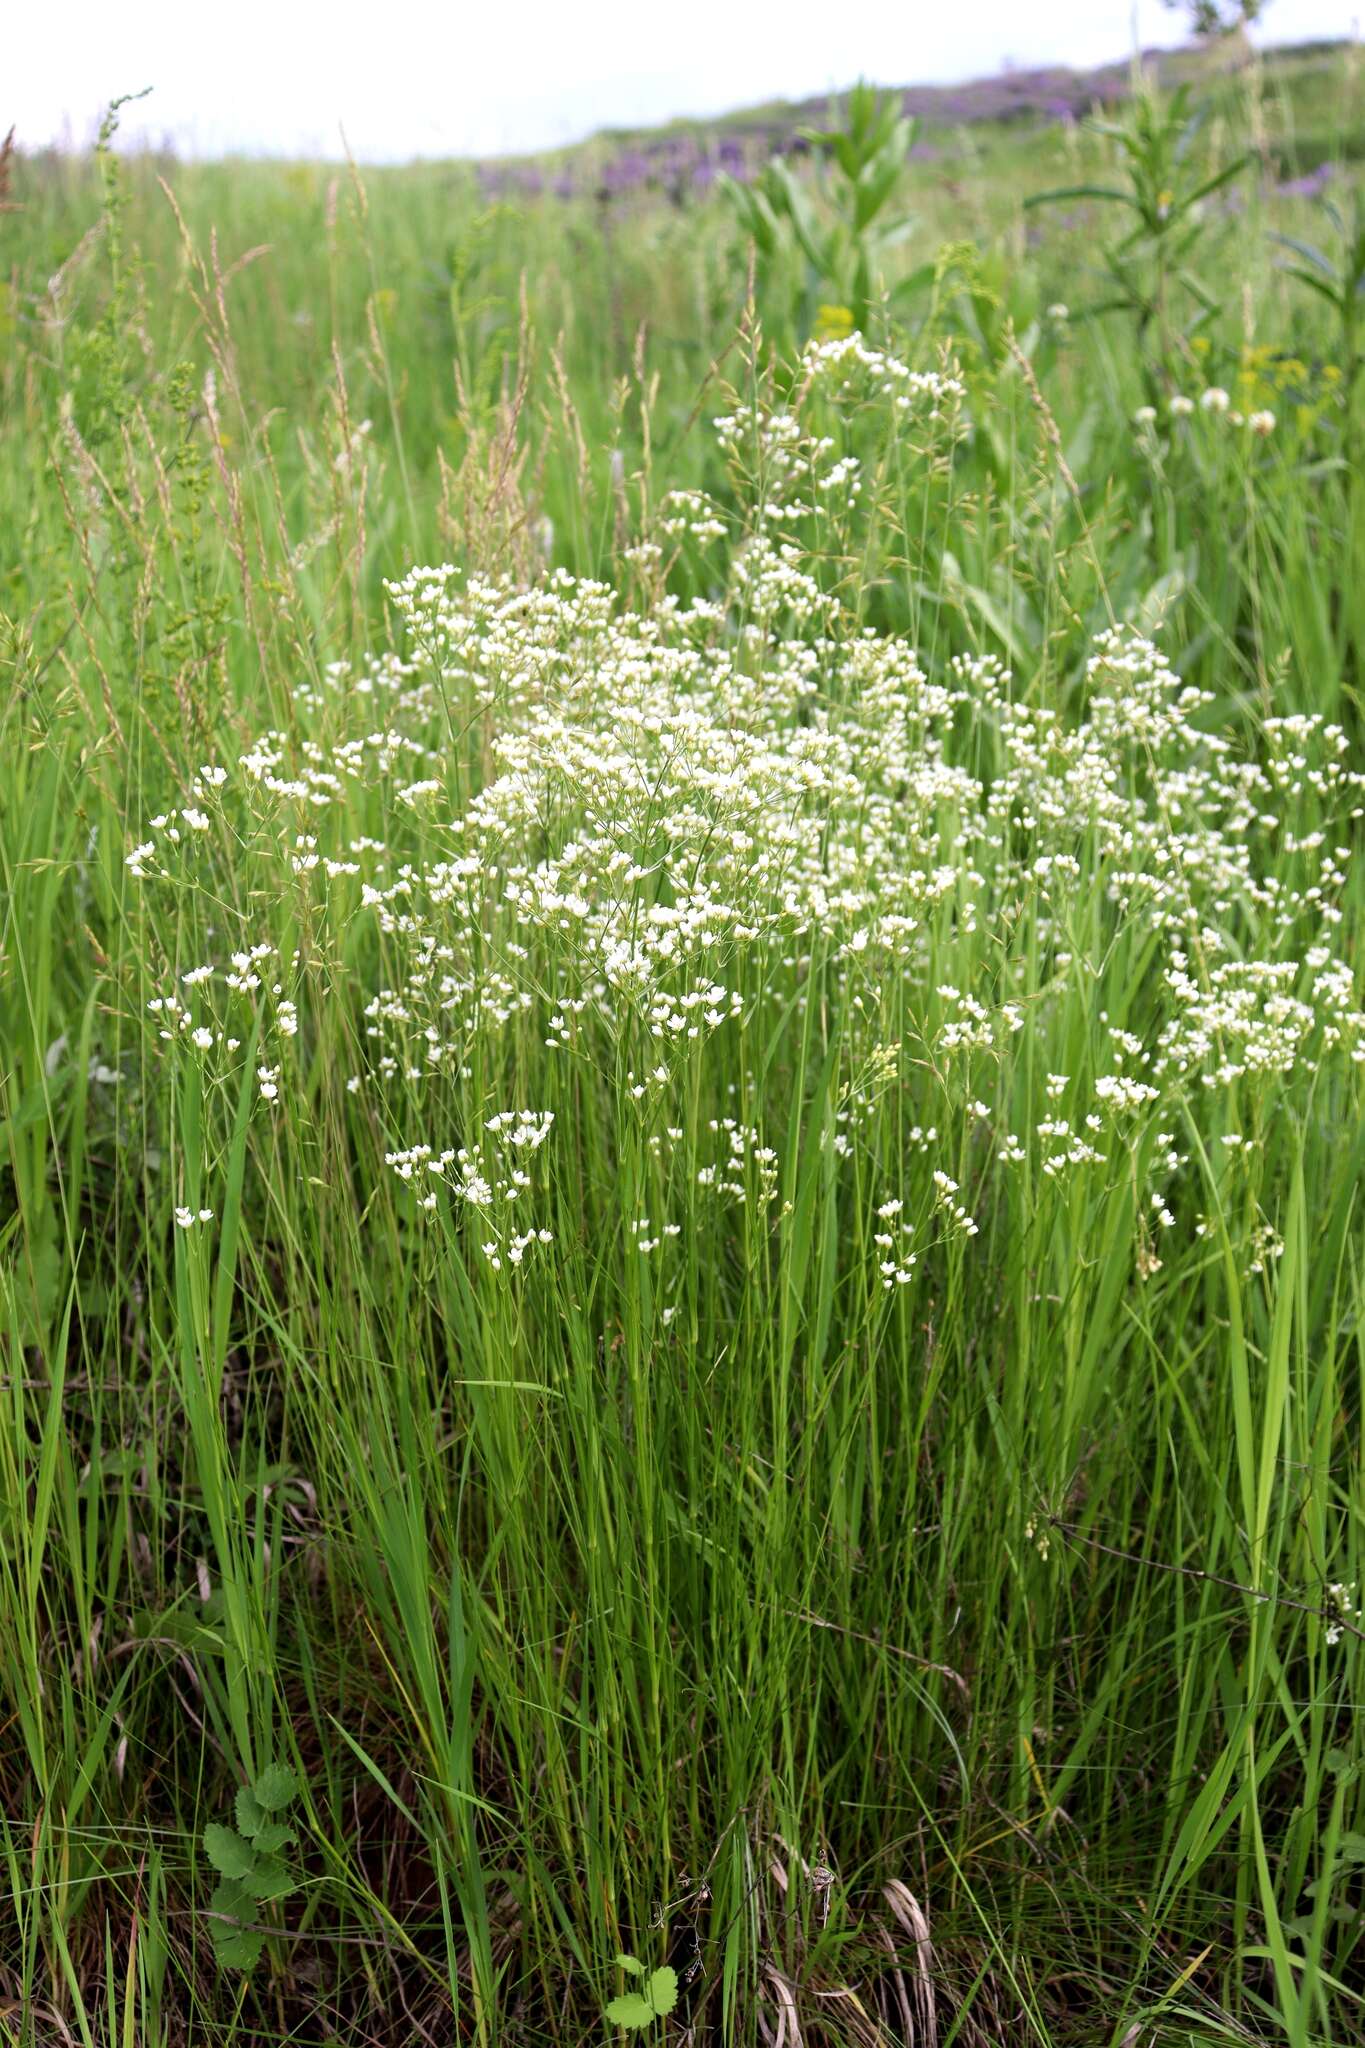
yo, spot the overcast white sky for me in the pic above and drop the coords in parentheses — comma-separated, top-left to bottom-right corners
(12, 0, 1360, 160)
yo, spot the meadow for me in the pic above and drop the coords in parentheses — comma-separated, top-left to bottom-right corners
(3, 38, 1365, 2046)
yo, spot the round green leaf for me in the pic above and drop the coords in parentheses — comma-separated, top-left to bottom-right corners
(646, 1966, 678, 2016)
(250, 1820, 295, 1856)
(605, 1992, 657, 2029)
(252, 1762, 299, 1811)
(241, 1853, 295, 1903)
(203, 1824, 255, 1880)
(209, 1876, 252, 1923)
(234, 1788, 266, 1839)
(211, 1926, 264, 1971)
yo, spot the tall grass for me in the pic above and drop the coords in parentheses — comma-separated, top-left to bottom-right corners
(2, 48, 1365, 2048)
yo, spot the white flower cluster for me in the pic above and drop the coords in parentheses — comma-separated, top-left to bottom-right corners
(659, 489, 728, 542)
(1141, 388, 1276, 436)
(799, 333, 965, 416)
(694, 1120, 779, 1206)
(383, 1110, 556, 1264)
(1326, 1581, 1358, 1647)
(123, 358, 1362, 1300)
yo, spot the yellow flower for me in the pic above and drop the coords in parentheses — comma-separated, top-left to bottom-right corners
(815, 303, 855, 340)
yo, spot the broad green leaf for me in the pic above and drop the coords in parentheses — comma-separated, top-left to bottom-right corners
(250, 1821, 295, 1856)
(209, 1876, 253, 1921)
(208, 1874, 267, 1970)
(211, 1926, 263, 1971)
(208, 1875, 263, 1967)
(646, 1967, 679, 2016)
(241, 1853, 295, 1903)
(203, 1824, 256, 1880)
(614, 1953, 644, 1977)
(234, 1788, 266, 1839)
(605, 1993, 658, 2028)
(252, 1762, 299, 1811)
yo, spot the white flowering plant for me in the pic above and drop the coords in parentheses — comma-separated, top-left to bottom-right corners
(7, 90, 1365, 2046)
